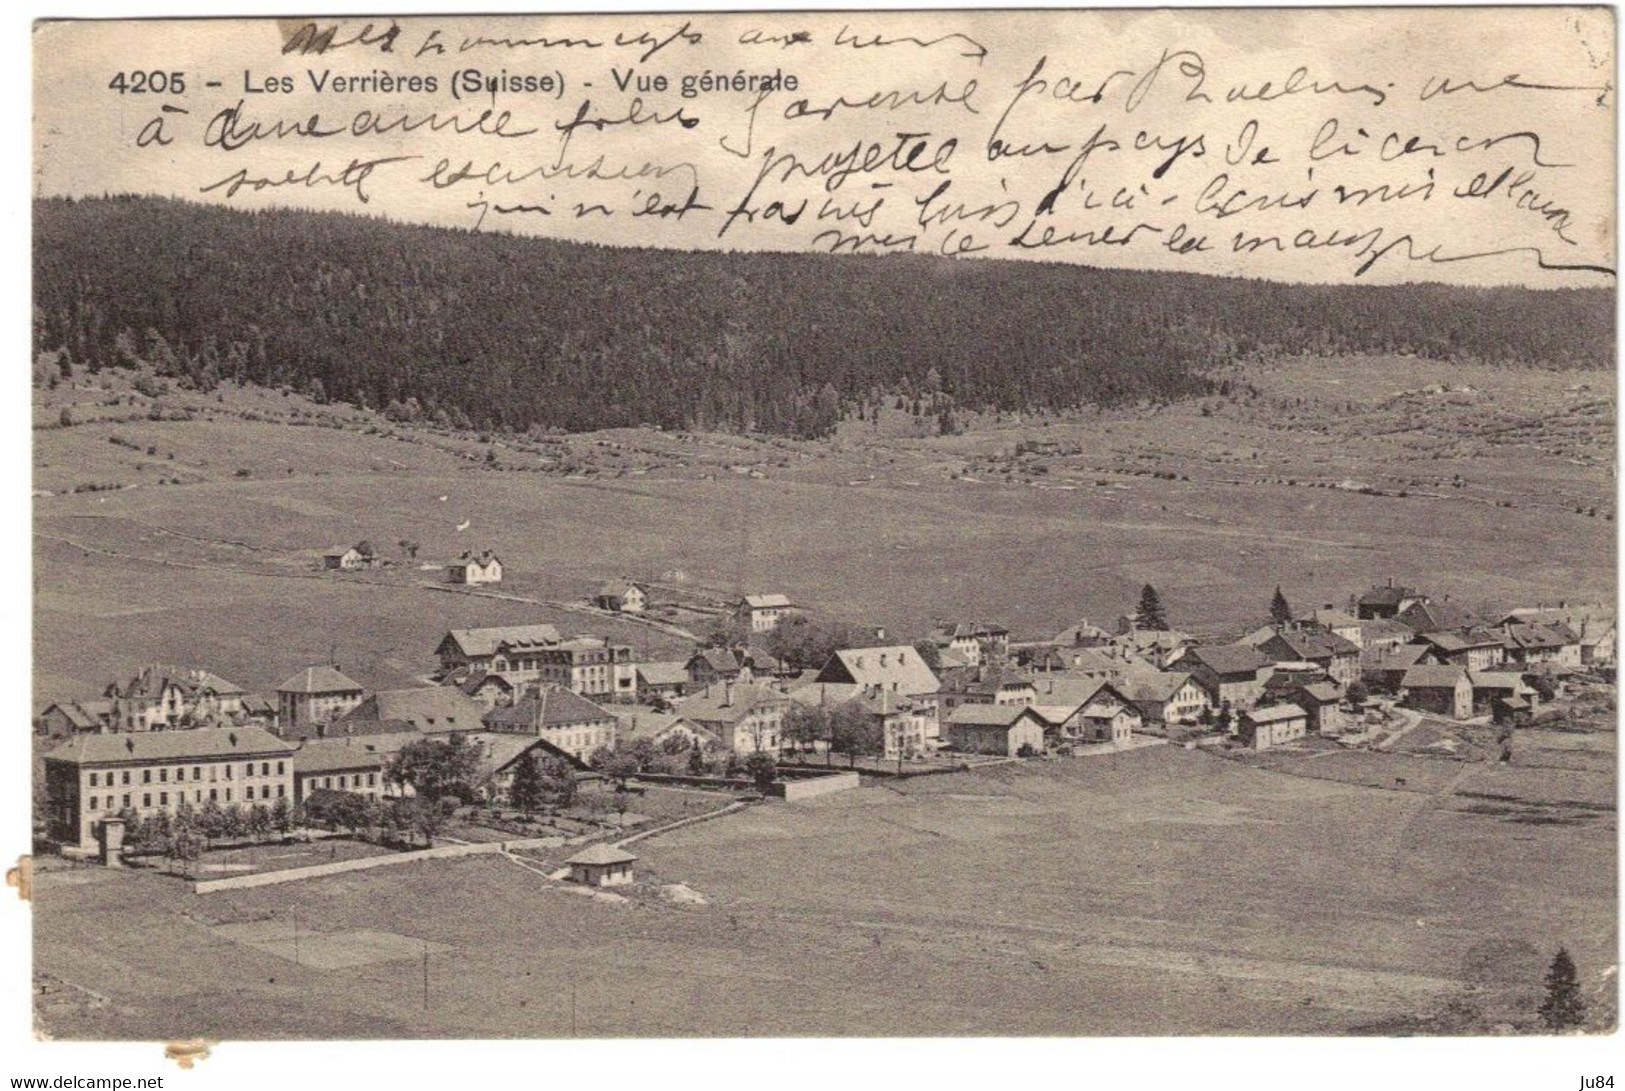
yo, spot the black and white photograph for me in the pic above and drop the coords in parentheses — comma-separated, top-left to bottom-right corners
(14, 4, 1620, 1084)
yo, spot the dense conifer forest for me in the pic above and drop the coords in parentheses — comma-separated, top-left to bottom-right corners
(33, 196, 1614, 438)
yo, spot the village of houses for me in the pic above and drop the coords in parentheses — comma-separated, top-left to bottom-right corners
(32, 544, 1617, 892)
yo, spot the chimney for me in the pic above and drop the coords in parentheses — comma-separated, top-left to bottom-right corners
(722, 681, 733, 707)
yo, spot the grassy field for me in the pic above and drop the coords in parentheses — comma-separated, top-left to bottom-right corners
(33, 748, 1615, 1038)
(32, 356, 1616, 705)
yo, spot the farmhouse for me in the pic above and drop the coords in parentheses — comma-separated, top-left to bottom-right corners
(35, 698, 116, 737)
(1122, 671, 1211, 725)
(1295, 605, 1365, 648)
(815, 645, 941, 699)
(1418, 628, 1506, 672)
(1398, 598, 1481, 635)
(468, 733, 580, 799)
(1051, 618, 1114, 649)
(43, 726, 295, 853)
(1032, 678, 1141, 746)
(594, 580, 648, 614)
(928, 621, 1010, 667)
(1499, 622, 1581, 668)
(935, 665, 1037, 721)
(1111, 620, 1193, 669)
(1281, 681, 1343, 734)
(339, 686, 485, 736)
(735, 593, 795, 633)
(1355, 580, 1427, 620)
(435, 624, 562, 675)
(1467, 671, 1536, 718)
(1361, 642, 1430, 692)
(1184, 644, 1274, 710)
(448, 550, 503, 585)
(1501, 604, 1615, 667)
(671, 682, 789, 754)
(942, 703, 1047, 757)
(635, 661, 691, 702)
(566, 843, 637, 887)
(1399, 665, 1474, 721)
(322, 544, 368, 571)
(686, 646, 751, 688)
(850, 689, 933, 760)
(1256, 627, 1362, 687)
(276, 665, 365, 731)
(1237, 703, 1309, 750)
(481, 684, 616, 763)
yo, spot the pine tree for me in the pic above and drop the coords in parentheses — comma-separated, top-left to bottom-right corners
(1270, 586, 1293, 625)
(1539, 947, 1586, 1031)
(1136, 584, 1168, 630)
(508, 751, 543, 815)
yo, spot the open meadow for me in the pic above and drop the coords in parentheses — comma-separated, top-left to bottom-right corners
(32, 356, 1615, 705)
(33, 747, 1614, 1038)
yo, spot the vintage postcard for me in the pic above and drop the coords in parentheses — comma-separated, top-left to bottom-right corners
(25, 5, 1617, 1057)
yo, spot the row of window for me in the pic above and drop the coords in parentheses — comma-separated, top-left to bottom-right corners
(312, 773, 378, 790)
(88, 760, 287, 788)
(85, 783, 289, 812)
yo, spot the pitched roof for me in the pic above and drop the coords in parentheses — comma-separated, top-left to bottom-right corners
(1294, 681, 1343, 703)
(276, 665, 364, 695)
(676, 682, 787, 726)
(1401, 665, 1470, 689)
(1029, 676, 1125, 709)
(343, 687, 483, 732)
(1467, 672, 1525, 692)
(482, 686, 614, 731)
(816, 646, 940, 695)
(567, 843, 637, 866)
(786, 681, 862, 707)
(293, 732, 417, 774)
(440, 625, 561, 658)
(278, 717, 421, 743)
(953, 666, 1035, 697)
(1123, 671, 1197, 704)
(597, 579, 643, 597)
(1421, 628, 1503, 653)
(1052, 618, 1113, 645)
(636, 661, 690, 686)
(1400, 599, 1480, 633)
(458, 671, 514, 697)
(1262, 628, 1360, 660)
(45, 725, 294, 765)
(1298, 606, 1361, 629)
(688, 647, 742, 674)
(1244, 703, 1307, 724)
(946, 703, 1040, 727)
(1186, 644, 1269, 676)
(1358, 583, 1418, 607)
(740, 593, 792, 609)
(1363, 642, 1429, 670)
(1502, 622, 1578, 650)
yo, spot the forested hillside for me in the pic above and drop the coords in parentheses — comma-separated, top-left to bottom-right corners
(34, 196, 1614, 438)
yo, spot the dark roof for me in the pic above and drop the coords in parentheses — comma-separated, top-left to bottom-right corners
(1400, 599, 1480, 634)
(1186, 644, 1269, 677)
(567, 843, 637, 866)
(458, 671, 514, 697)
(675, 682, 787, 727)
(1123, 671, 1197, 704)
(688, 647, 743, 675)
(1263, 628, 1360, 660)
(946, 703, 1040, 728)
(1358, 584, 1417, 607)
(46, 726, 293, 765)
(636, 661, 690, 686)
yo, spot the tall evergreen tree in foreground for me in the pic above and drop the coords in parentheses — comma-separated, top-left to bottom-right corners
(1136, 584, 1168, 631)
(1539, 947, 1586, 1031)
(1270, 586, 1293, 625)
(508, 751, 542, 815)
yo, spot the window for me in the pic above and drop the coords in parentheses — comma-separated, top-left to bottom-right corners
(143, 792, 151, 807)
(143, 769, 152, 783)
(159, 792, 168, 806)
(121, 771, 131, 786)
(277, 785, 285, 798)
(245, 762, 254, 777)
(276, 761, 285, 775)
(88, 796, 98, 811)
(159, 768, 168, 783)
(261, 762, 269, 776)
(367, 773, 376, 787)
(224, 765, 232, 780)
(245, 786, 253, 801)
(225, 789, 232, 802)
(122, 794, 130, 808)
(192, 766, 201, 781)
(209, 789, 217, 802)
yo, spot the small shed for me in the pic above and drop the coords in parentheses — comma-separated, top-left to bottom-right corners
(566, 843, 637, 887)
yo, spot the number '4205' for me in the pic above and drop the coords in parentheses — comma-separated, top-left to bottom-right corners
(108, 71, 186, 94)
